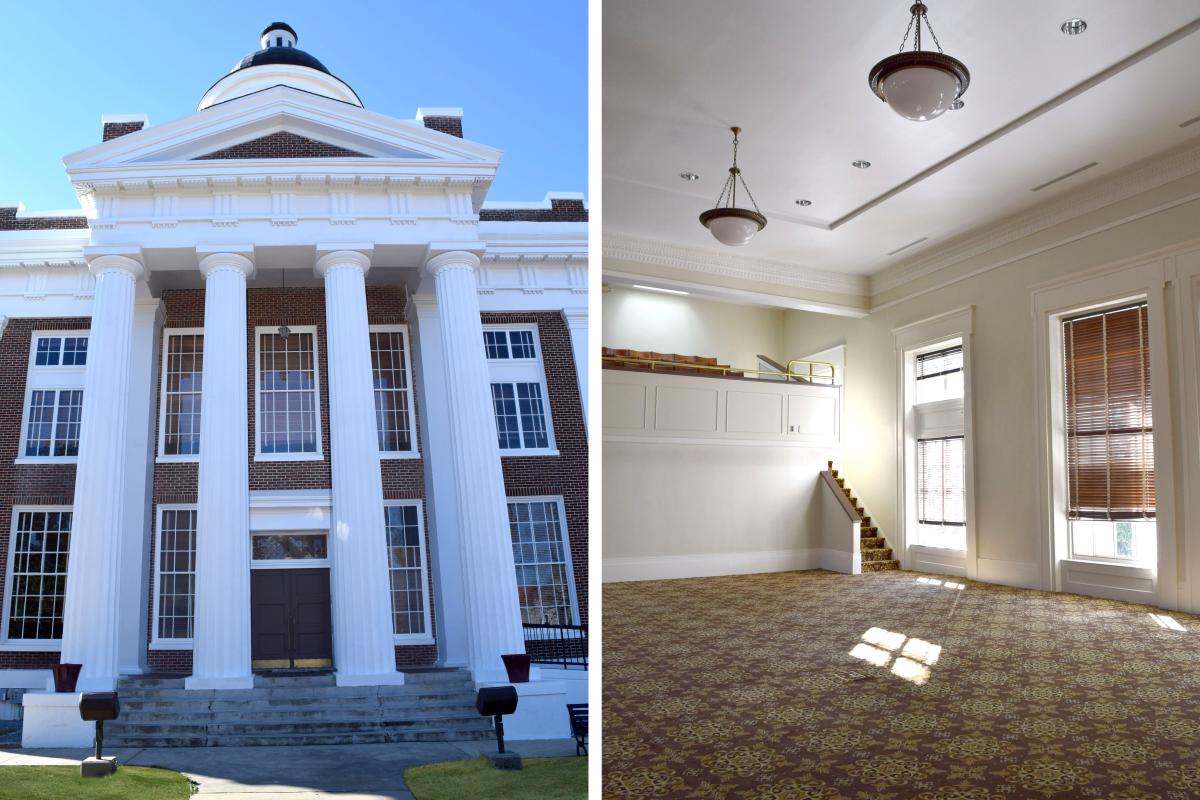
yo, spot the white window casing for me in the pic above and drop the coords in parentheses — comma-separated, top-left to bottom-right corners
(16, 331, 89, 464)
(1, 507, 73, 650)
(507, 495, 578, 625)
(383, 500, 433, 644)
(254, 325, 324, 461)
(157, 328, 204, 462)
(151, 505, 197, 649)
(369, 325, 419, 459)
(483, 324, 557, 456)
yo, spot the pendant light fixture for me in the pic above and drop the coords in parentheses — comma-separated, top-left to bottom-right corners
(868, 1, 969, 122)
(698, 126, 767, 247)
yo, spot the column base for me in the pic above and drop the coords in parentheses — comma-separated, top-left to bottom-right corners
(335, 671, 406, 687)
(185, 675, 253, 691)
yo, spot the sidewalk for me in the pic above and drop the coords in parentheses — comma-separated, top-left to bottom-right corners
(0, 739, 580, 800)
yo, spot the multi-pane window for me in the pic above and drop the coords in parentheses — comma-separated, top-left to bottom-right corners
(508, 499, 575, 625)
(257, 329, 320, 456)
(917, 437, 966, 550)
(34, 336, 88, 367)
(370, 329, 415, 453)
(5, 510, 71, 641)
(915, 345, 963, 404)
(384, 504, 429, 637)
(24, 390, 83, 457)
(1063, 302, 1156, 562)
(161, 332, 203, 456)
(156, 509, 196, 640)
(485, 326, 554, 452)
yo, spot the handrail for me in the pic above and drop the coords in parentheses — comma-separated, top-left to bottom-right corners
(821, 470, 861, 522)
(602, 355, 837, 385)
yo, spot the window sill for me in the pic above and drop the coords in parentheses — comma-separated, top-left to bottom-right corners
(149, 639, 194, 650)
(0, 641, 62, 652)
(156, 455, 200, 464)
(393, 635, 435, 646)
(500, 448, 561, 459)
(13, 457, 78, 465)
(1061, 557, 1156, 574)
(909, 544, 966, 555)
(380, 451, 422, 461)
(254, 452, 325, 463)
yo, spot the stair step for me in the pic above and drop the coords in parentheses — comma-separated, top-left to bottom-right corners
(860, 536, 885, 549)
(106, 728, 491, 748)
(861, 559, 900, 572)
(860, 526, 878, 536)
(860, 547, 893, 561)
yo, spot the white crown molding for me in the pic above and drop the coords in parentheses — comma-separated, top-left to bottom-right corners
(871, 139, 1200, 296)
(603, 233, 868, 297)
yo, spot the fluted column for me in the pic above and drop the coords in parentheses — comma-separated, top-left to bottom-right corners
(317, 248, 403, 686)
(60, 254, 144, 691)
(187, 252, 254, 690)
(426, 251, 525, 684)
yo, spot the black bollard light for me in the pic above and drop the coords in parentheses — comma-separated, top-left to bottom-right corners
(78, 692, 120, 778)
(475, 686, 521, 769)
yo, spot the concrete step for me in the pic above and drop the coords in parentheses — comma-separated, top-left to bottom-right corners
(111, 705, 488, 726)
(107, 727, 492, 748)
(115, 684, 470, 702)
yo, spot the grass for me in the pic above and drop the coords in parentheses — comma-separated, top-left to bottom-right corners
(404, 755, 587, 800)
(0, 765, 192, 800)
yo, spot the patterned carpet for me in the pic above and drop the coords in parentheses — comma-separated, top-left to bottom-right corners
(602, 570, 1200, 799)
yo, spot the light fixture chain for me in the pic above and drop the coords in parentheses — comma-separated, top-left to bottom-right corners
(897, 12, 915, 53)
(713, 171, 735, 209)
(922, 11, 944, 53)
(736, 171, 763, 215)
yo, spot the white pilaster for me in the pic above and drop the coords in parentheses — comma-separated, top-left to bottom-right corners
(60, 254, 144, 691)
(426, 250, 525, 684)
(408, 294, 469, 668)
(187, 251, 255, 690)
(562, 308, 588, 424)
(316, 248, 403, 686)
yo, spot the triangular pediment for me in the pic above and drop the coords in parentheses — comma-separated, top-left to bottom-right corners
(64, 86, 502, 176)
(193, 131, 371, 160)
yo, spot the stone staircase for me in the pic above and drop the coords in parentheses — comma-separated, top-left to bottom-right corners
(107, 669, 492, 747)
(829, 462, 900, 572)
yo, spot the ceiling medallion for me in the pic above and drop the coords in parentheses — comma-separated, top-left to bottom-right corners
(698, 126, 767, 247)
(868, 1, 970, 122)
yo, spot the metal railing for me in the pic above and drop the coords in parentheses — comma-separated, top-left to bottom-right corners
(523, 623, 588, 669)
(602, 355, 837, 385)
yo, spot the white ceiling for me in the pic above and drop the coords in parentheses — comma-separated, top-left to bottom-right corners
(603, 0, 1200, 277)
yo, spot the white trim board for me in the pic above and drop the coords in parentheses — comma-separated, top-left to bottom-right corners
(603, 549, 820, 583)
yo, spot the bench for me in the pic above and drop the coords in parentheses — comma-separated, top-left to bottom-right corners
(566, 703, 588, 756)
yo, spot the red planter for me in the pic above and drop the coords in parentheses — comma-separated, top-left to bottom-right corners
(501, 653, 532, 683)
(52, 663, 82, 693)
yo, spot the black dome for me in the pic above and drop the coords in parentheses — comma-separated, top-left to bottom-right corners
(234, 46, 330, 75)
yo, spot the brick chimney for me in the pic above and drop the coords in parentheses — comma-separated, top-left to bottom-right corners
(101, 113, 149, 142)
(416, 107, 464, 138)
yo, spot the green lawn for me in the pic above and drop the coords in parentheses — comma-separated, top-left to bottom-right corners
(404, 755, 587, 800)
(0, 766, 191, 800)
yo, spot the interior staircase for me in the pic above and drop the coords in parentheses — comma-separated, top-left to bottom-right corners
(106, 669, 492, 747)
(829, 462, 900, 572)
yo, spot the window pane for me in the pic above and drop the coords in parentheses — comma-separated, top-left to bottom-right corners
(516, 383, 550, 449)
(492, 383, 521, 449)
(508, 500, 573, 625)
(163, 334, 203, 455)
(385, 505, 426, 635)
(917, 437, 966, 550)
(483, 330, 509, 360)
(62, 337, 88, 366)
(370, 331, 413, 452)
(259, 332, 318, 454)
(157, 510, 197, 639)
(251, 533, 328, 560)
(509, 330, 536, 359)
(7, 511, 71, 640)
(34, 337, 60, 366)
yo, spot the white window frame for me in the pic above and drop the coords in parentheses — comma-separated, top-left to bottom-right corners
(16, 330, 89, 465)
(894, 308, 976, 579)
(483, 324, 558, 456)
(0, 505, 73, 651)
(369, 325, 420, 460)
(150, 504, 197, 649)
(383, 499, 434, 645)
(1033, 257, 1176, 605)
(157, 327, 204, 463)
(506, 495, 580, 625)
(254, 325, 324, 462)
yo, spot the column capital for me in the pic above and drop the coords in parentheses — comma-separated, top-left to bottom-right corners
(425, 250, 481, 276)
(88, 254, 145, 280)
(198, 251, 255, 280)
(315, 248, 373, 278)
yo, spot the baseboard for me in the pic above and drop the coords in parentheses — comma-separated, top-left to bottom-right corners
(976, 557, 1042, 589)
(603, 548, 819, 582)
(909, 545, 967, 578)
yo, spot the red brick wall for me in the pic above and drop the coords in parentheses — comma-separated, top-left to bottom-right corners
(0, 318, 89, 668)
(102, 120, 145, 142)
(484, 312, 589, 625)
(421, 116, 464, 138)
(196, 132, 369, 160)
(478, 198, 588, 223)
(0, 207, 87, 231)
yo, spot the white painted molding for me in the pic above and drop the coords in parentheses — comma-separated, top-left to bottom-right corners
(603, 233, 868, 298)
(603, 548, 819, 583)
(974, 557, 1042, 590)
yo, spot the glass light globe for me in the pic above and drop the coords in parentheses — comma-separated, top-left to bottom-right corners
(705, 214, 759, 246)
(882, 65, 959, 121)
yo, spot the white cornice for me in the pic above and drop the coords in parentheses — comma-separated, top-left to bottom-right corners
(871, 139, 1200, 296)
(603, 233, 868, 297)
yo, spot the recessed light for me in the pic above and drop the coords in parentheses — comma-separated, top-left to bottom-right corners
(1061, 18, 1087, 35)
(680, 172, 700, 181)
(951, 99, 965, 110)
(633, 284, 690, 296)
(852, 160, 871, 169)
(795, 199, 812, 207)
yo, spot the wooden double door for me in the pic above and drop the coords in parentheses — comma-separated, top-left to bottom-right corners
(250, 568, 333, 670)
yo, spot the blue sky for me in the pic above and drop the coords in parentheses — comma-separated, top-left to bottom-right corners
(0, 1, 587, 211)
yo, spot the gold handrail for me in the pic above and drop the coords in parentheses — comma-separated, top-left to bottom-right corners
(602, 355, 837, 385)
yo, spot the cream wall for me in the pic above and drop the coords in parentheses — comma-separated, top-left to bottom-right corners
(602, 284, 785, 369)
(782, 175, 1200, 609)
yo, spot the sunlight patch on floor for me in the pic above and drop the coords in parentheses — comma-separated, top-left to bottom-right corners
(916, 576, 965, 589)
(849, 628, 942, 685)
(1149, 613, 1186, 631)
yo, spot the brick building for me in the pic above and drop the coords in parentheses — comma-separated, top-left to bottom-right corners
(1, 22, 587, 744)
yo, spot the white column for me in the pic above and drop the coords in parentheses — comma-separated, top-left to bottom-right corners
(426, 250, 524, 684)
(562, 308, 588, 424)
(317, 249, 404, 686)
(60, 254, 144, 691)
(187, 252, 254, 690)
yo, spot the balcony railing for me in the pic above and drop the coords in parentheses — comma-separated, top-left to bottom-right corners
(523, 623, 588, 669)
